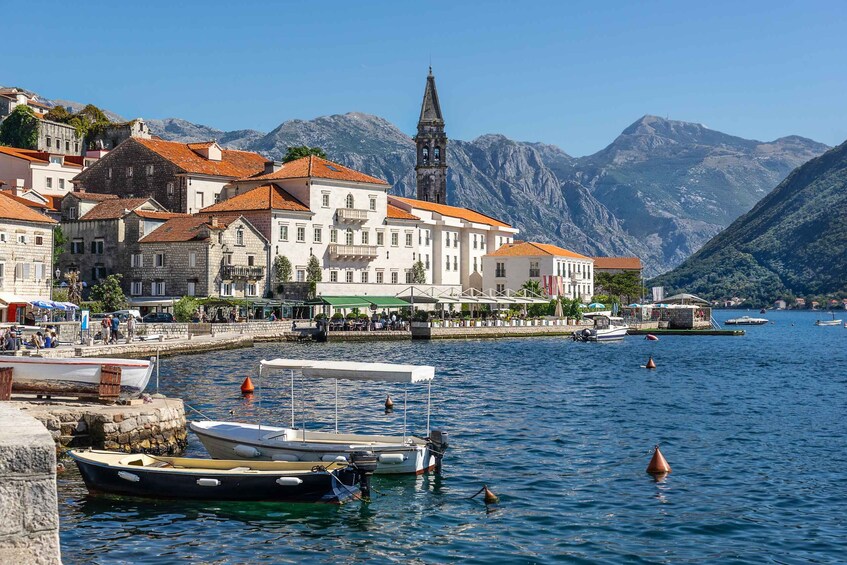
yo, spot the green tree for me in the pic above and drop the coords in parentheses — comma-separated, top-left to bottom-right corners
(283, 146, 327, 163)
(89, 274, 127, 312)
(53, 226, 66, 266)
(411, 260, 426, 284)
(0, 105, 39, 149)
(173, 296, 200, 323)
(306, 255, 322, 299)
(595, 271, 644, 304)
(273, 255, 292, 284)
(519, 280, 548, 317)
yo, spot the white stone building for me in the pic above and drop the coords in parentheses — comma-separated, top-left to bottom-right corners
(0, 146, 84, 197)
(482, 241, 594, 300)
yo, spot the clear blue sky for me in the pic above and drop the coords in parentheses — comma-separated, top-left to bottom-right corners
(4, 0, 845, 156)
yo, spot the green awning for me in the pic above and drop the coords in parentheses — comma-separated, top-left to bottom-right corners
(364, 296, 412, 308)
(314, 296, 372, 308)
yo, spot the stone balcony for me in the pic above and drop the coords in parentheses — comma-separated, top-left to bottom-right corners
(336, 208, 370, 222)
(221, 265, 265, 280)
(328, 244, 378, 260)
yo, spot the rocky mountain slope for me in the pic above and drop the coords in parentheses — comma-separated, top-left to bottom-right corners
(651, 139, 847, 303)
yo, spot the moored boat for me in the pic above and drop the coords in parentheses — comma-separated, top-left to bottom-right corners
(5, 356, 153, 398)
(725, 316, 768, 325)
(68, 449, 374, 503)
(815, 312, 842, 326)
(572, 314, 628, 342)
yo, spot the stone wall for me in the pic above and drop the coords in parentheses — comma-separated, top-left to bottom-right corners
(0, 219, 54, 305)
(412, 320, 577, 340)
(0, 404, 61, 564)
(37, 119, 82, 156)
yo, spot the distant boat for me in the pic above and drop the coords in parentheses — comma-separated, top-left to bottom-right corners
(815, 312, 842, 326)
(725, 316, 768, 325)
(759, 308, 767, 314)
(572, 314, 628, 342)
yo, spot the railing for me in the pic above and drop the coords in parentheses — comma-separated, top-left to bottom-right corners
(336, 208, 369, 222)
(328, 244, 378, 259)
(221, 265, 265, 279)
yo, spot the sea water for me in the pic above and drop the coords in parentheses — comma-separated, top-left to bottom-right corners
(57, 310, 847, 563)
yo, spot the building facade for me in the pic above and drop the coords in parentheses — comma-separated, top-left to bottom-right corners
(0, 146, 84, 196)
(0, 89, 83, 156)
(483, 241, 594, 300)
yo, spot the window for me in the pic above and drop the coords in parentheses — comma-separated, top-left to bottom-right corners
(390, 232, 398, 247)
(330, 228, 337, 243)
(65, 140, 70, 151)
(279, 225, 289, 241)
(473, 257, 478, 272)
(35, 235, 44, 246)
(454, 236, 458, 248)
(146, 164, 154, 175)
(361, 271, 368, 283)
(71, 239, 83, 254)
(376, 271, 384, 284)
(195, 192, 204, 209)
(405, 233, 413, 247)
(126, 166, 133, 177)
(236, 229, 244, 246)
(155, 253, 165, 267)
(35, 262, 45, 281)
(529, 261, 540, 278)
(422, 147, 429, 163)
(296, 270, 305, 282)
(46, 177, 52, 189)
(75, 142, 79, 153)
(131, 281, 142, 296)
(434, 146, 441, 161)
(445, 233, 450, 247)
(220, 282, 233, 296)
(345, 229, 354, 246)
(91, 265, 105, 280)
(314, 227, 322, 243)
(322, 193, 330, 208)
(296, 226, 305, 243)
(186, 281, 196, 296)
(453, 256, 458, 271)
(496, 283, 505, 294)
(376, 232, 384, 246)
(445, 256, 451, 271)
(345, 194, 354, 209)
(369, 197, 376, 211)
(223, 253, 233, 266)
(418, 231, 422, 245)
(330, 271, 338, 282)
(46, 136, 51, 147)
(167, 182, 174, 195)
(405, 271, 413, 284)
(247, 255, 254, 266)
(473, 234, 478, 249)
(346, 271, 353, 283)
(361, 230, 369, 245)
(188, 252, 196, 268)
(425, 254, 430, 269)
(18, 234, 27, 245)
(246, 283, 257, 297)
(108, 167, 113, 179)
(0, 263, 4, 283)
(131, 253, 144, 267)
(391, 271, 398, 284)
(56, 139, 60, 149)
(496, 262, 506, 278)
(481, 237, 486, 250)
(59, 179, 65, 190)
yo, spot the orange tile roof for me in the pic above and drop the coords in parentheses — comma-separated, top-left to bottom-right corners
(201, 183, 310, 213)
(0, 192, 57, 224)
(0, 146, 47, 163)
(78, 198, 152, 221)
(488, 241, 591, 259)
(134, 138, 266, 178)
(139, 214, 235, 243)
(67, 192, 118, 202)
(186, 141, 216, 149)
(242, 155, 389, 186)
(0, 191, 56, 212)
(592, 256, 642, 270)
(387, 204, 419, 220)
(133, 210, 189, 220)
(391, 196, 511, 228)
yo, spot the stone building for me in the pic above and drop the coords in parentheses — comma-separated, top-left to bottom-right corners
(415, 68, 448, 204)
(60, 191, 119, 221)
(0, 145, 84, 196)
(88, 119, 152, 150)
(135, 214, 268, 301)
(71, 138, 266, 214)
(482, 241, 594, 300)
(0, 88, 84, 156)
(0, 191, 57, 322)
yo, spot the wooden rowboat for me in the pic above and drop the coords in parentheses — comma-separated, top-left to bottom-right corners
(2, 356, 153, 398)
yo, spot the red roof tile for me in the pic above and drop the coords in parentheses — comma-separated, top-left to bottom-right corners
(201, 183, 310, 213)
(66, 192, 118, 202)
(387, 204, 419, 220)
(133, 210, 189, 220)
(242, 155, 389, 186)
(0, 146, 47, 163)
(134, 138, 266, 178)
(488, 241, 591, 260)
(78, 198, 153, 221)
(391, 196, 511, 228)
(0, 191, 56, 212)
(592, 257, 642, 270)
(0, 192, 57, 224)
(139, 214, 236, 243)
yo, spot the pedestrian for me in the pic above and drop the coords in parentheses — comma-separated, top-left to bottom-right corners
(126, 315, 136, 342)
(269, 311, 277, 322)
(111, 315, 120, 344)
(101, 316, 110, 344)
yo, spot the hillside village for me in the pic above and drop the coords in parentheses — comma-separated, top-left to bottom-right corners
(0, 76, 641, 322)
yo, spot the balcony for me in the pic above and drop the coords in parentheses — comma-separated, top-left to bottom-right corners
(336, 208, 370, 222)
(221, 265, 266, 280)
(328, 244, 378, 260)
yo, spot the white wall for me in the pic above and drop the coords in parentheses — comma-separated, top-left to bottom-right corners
(482, 254, 594, 300)
(187, 176, 230, 214)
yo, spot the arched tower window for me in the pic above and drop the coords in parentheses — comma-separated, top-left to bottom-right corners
(345, 228, 354, 245)
(422, 147, 429, 163)
(345, 194, 354, 209)
(434, 146, 440, 161)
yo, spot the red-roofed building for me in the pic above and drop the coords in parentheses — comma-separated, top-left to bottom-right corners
(0, 145, 83, 196)
(482, 241, 594, 300)
(592, 256, 642, 276)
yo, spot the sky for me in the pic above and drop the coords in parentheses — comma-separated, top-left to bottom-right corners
(3, 0, 846, 156)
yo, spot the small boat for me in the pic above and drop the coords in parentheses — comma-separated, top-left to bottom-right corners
(724, 316, 768, 325)
(68, 449, 377, 503)
(191, 359, 448, 475)
(4, 356, 153, 398)
(759, 309, 767, 314)
(572, 314, 628, 342)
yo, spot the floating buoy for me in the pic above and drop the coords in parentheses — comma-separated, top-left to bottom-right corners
(384, 394, 394, 412)
(645, 334, 659, 341)
(646, 445, 671, 475)
(240, 376, 254, 395)
(469, 484, 500, 504)
(645, 356, 656, 369)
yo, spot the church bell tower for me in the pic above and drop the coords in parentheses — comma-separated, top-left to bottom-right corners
(415, 67, 447, 203)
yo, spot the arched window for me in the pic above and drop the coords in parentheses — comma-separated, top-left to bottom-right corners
(345, 228, 354, 246)
(422, 147, 429, 163)
(433, 146, 440, 161)
(345, 194, 354, 209)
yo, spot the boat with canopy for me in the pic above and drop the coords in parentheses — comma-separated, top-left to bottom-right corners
(190, 359, 448, 475)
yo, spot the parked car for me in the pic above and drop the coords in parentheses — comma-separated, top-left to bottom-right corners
(142, 312, 175, 324)
(107, 310, 142, 322)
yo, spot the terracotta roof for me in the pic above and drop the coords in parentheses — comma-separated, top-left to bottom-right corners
(78, 198, 152, 221)
(391, 196, 511, 228)
(0, 192, 57, 224)
(0, 191, 56, 212)
(134, 138, 266, 178)
(187, 141, 216, 149)
(140, 214, 235, 243)
(66, 192, 118, 202)
(0, 146, 47, 163)
(387, 204, 419, 221)
(133, 210, 188, 220)
(241, 155, 389, 186)
(488, 241, 591, 260)
(592, 257, 642, 270)
(201, 183, 310, 213)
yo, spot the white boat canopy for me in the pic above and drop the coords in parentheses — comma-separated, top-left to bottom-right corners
(260, 359, 435, 383)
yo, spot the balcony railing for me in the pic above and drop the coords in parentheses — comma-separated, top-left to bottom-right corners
(221, 265, 266, 280)
(336, 208, 370, 222)
(328, 244, 378, 259)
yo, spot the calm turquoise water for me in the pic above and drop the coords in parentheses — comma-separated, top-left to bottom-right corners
(58, 310, 847, 564)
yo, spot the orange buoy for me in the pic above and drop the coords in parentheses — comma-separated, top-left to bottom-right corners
(483, 485, 499, 504)
(240, 376, 255, 395)
(646, 445, 671, 475)
(385, 394, 394, 412)
(645, 356, 656, 369)
(646, 334, 659, 341)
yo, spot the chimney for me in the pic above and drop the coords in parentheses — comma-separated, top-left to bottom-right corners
(210, 215, 219, 228)
(13, 179, 25, 196)
(263, 160, 283, 175)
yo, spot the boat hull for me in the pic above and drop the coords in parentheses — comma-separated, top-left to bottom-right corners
(815, 320, 842, 326)
(4, 357, 152, 398)
(572, 327, 628, 342)
(190, 421, 435, 475)
(69, 450, 360, 504)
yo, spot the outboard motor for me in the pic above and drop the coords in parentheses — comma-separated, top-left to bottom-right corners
(350, 450, 378, 499)
(428, 430, 449, 474)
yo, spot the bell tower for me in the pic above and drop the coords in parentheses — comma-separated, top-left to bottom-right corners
(415, 67, 447, 203)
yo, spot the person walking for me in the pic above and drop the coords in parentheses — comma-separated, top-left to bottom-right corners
(101, 316, 111, 344)
(126, 315, 136, 342)
(110, 315, 120, 344)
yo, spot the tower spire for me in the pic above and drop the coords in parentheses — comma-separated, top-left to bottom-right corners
(414, 68, 447, 204)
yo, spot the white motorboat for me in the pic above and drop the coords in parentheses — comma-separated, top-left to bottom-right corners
(190, 359, 448, 475)
(815, 313, 842, 326)
(572, 314, 628, 342)
(4, 356, 153, 398)
(725, 316, 769, 325)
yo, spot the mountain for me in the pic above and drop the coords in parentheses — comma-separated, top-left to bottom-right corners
(650, 139, 847, 304)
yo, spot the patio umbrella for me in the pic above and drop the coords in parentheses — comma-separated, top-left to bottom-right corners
(588, 302, 605, 309)
(30, 300, 54, 309)
(554, 299, 564, 318)
(628, 303, 641, 308)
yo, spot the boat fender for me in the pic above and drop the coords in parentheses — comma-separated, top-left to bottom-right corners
(117, 471, 140, 483)
(196, 478, 221, 487)
(276, 477, 304, 486)
(234, 444, 262, 458)
(321, 454, 348, 462)
(271, 453, 300, 462)
(378, 453, 406, 464)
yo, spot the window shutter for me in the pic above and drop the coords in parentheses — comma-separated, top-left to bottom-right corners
(90, 241, 96, 254)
